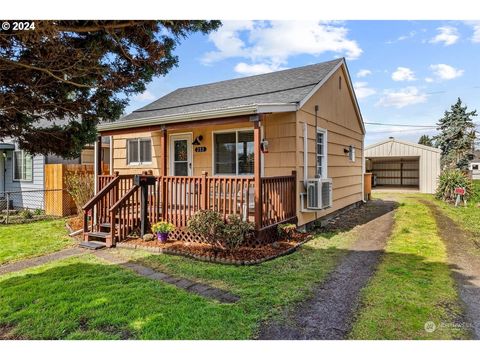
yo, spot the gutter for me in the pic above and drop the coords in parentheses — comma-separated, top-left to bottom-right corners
(98, 103, 297, 132)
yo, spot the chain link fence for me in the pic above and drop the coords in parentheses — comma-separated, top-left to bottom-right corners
(0, 189, 76, 225)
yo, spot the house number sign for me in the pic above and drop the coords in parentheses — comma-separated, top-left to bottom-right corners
(195, 146, 207, 153)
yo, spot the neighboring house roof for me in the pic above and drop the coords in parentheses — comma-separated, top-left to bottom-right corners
(366, 137, 442, 154)
(0, 143, 15, 150)
(98, 58, 364, 133)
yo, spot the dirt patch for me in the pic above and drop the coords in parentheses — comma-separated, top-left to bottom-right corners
(258, 199, 397, 339)
(318, 199, 398, 233)
(421, 200, 480, 339)
(0, 324, 23, 340)
(118, 232, 310, 265)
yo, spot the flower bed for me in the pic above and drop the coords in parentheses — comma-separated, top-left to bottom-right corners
(117, 232, 311, 265)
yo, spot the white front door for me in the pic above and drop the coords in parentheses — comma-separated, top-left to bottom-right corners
(170, 134, 192, 176)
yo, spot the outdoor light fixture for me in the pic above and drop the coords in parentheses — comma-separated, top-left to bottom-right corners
(192, 135, 203, 146)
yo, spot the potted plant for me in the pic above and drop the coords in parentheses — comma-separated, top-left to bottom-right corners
(151, 221, 175, 243)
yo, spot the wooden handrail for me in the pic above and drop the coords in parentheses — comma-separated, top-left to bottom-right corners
(83, 176, 120, 211)
(109, 185, 140, 213)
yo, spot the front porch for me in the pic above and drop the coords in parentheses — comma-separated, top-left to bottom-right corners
(84, 115, 298, 247)
(83, 171, 296, 247)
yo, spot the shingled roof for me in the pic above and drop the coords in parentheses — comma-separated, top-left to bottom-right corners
(120, 58, 344, 122)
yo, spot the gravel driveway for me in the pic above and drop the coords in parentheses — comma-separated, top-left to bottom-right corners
(258, 199, 396, 340)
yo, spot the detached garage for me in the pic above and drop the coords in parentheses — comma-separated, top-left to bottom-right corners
(365, 137, 441, 194)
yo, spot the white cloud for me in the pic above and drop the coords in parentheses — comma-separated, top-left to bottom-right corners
(353, 82, 376, 99)
(386, 31, 416, 44)
(430, 64, 464, 80)
(391, 67, 416, 81)
(465, 21, 480, 42)
(425, 77, 434, 83)
(430, 26, 459, 46)
(356, 69, 372, 78)
(234, 62, 286, 76)
(376, 87, 428, 109)
(202, 21, 362, 71)
(134, 90, 156, 102)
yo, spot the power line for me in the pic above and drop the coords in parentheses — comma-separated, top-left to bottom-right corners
(364, 122, 436, 128)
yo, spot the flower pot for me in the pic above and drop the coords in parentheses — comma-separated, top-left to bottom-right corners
(157, 232, 169, 243)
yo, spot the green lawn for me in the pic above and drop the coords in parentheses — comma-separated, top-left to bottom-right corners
(0, 220, 74, 265)
(349, 194, 470, 339)
(0, 228, 358, 339)
(432, 180, 480, 237)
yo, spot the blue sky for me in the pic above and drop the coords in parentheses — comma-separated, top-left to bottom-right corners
(124, 20, 480, 145)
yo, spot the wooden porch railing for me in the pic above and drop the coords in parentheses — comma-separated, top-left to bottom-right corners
(109, 185, 140, 243)
(83, 174, 136, 234)
(84, 171, 297, 245)
(260, 172, 297, 228)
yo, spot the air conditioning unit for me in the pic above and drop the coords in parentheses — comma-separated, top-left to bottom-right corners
(304, 178, 333, 210)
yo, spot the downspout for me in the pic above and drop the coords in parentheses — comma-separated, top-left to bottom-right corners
(361, 137, 366, 203)
(314, 105, 319, 178)
(303, 122, 308, 188)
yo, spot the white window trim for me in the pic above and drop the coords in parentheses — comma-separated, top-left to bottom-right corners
(212, 128, 257, 177)
(316, 127, 328, 179)
(12, 150, 33, 182)
(127, 138, 152, 166)
(169, 132, 193, 176)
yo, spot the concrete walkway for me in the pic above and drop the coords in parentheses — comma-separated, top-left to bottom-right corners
(423, 200, 480, 339)
(94, 250, 240, 304)
(258, 200, 396, 339)
(0, 247, 85, 276)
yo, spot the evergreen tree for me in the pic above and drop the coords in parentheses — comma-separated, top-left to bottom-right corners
(0, 20, 221, 157)
(418, 134, 434, 147)
(434, 98, 477, 170)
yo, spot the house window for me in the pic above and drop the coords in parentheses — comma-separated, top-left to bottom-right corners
(127, 138, 152, 165)
(473, 164, 479, 170)
(214, 130, 254, 175)
(316, 129, 327, 178)
(13, 150, 33, 181)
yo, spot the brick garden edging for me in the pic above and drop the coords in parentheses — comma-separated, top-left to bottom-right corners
(116, 235, 313, 266)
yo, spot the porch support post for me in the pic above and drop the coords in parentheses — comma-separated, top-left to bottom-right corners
(94, 135, 102, 195)
(254, 119, 262, 230)
(160, 128, 167, 220)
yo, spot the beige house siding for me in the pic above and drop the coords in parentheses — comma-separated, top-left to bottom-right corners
(296, 65, 364, 227)
(111, 113, 297, 178)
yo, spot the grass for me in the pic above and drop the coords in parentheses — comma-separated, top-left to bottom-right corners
(349, 194, 470, 339)
(0, 228, 358, 339)
(432, 180, 480, 238)
(0, 219, 74, 265)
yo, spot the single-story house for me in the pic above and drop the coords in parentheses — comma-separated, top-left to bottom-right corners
(85, 58, 366, 246)
(365, 137, 441, 193)
(0, 120, 111, 211)
(469, 157, 480, 180)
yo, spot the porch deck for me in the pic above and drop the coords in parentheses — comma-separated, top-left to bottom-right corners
(83, 172, 297, 247)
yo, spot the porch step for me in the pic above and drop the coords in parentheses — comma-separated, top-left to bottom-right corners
(88, 231, 110, 239)
(80, 241, 106, 250)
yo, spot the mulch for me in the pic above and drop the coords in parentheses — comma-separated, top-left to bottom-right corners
(66, 217, 83, 233)
(117, 232, 310, 265)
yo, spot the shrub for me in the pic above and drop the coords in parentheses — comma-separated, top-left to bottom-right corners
(187, 210, 226, 249)
(20, 209, 33, 219)
(277, 223, 297, 240)
(65, 170, 94, 216)
(435, 169, 473, 203)
(33, 208, 43, 216)
(187, 210, 253, 250)
(151, 221, 175, 234)
(223, 214, 254, 249)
